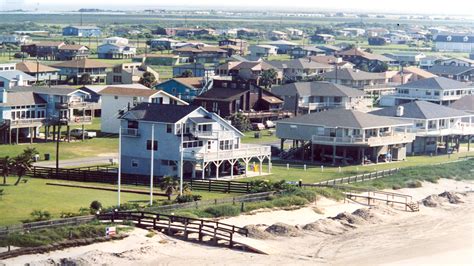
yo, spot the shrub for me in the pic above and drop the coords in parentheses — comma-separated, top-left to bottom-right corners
(285, 189, 317, 202)
(272, 196, 308, 208)
(89, 200, 102, 213)
(392, 184, 402, 190)
(173, 211, 199, 219)
(28, 210, 51, 222)
(405, 180, 422, 188)
(204, 205, 241, 217)
(175, 194, 202, 203)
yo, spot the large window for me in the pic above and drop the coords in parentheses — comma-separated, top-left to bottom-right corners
(146, 140, 158, 151)
(166, 124, 173, 133)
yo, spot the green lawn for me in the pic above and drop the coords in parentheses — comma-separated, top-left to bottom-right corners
(0, 177, 235, 226)
(241, 130, 278, 144)
(241, 151, 474, 183)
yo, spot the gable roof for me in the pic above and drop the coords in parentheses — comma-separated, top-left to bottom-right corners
(51, 59, 111, 69)
(370, 101, 470, 119)
(10, 85, 89, 96)
(402, 66, 437, 78)
(0, 91, 47, 107)
(266, 58, 332, 70)
(450, 95, 474, 112)
(195, 87, 248, 101)
(171, 77, 203, 89)
(58, 44, 89, 50)
(16, 61, 59, 73)
(0, 70, 36, 81)
(320, 68, 387, 81)
(271, 81, 365, 98)
(100, 87, 156, 97)
(398, 76, 469, 90)
(278, 109, 410, 129)
(122, 103, 200, 123)
(337, 48, 393, 62)
(427, 65, 474, 76)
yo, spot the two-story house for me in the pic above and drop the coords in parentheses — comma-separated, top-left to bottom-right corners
(21, 42, 65, 60)
(119, 103, 271, 178)
(16, 61, 60, 84)
(276, 109, 416, 164)
(149, 38, 180, 50)
(371, 101, 473, 154)
(100, 86, 188, 134)
(290, 46, 326, 58)
(52, 59, 112, 84)
(155, 77, 212, 102)
(266, 40, 298, 54)
(98, 43, 137, 59)
(248, 45, 278, 59)
(271, 81, 370, 113)
(173, 46, 227, 64)
(267, 58, 333, 82)
(57, 44, 90, 61)
(218, 38, 248, 55)
(62, 26, 101, 37)
(106, 63, 159, 85)
(2, 86, 95, 144)
(336, 47, 393, 72)
(320, 68, 395, 94)
(215, 61, 283, 86)
(0, 71, 35, 90)
(382, 77, 473, 106)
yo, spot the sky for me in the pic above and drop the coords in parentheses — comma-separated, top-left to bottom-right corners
(7, 0, 474, 16)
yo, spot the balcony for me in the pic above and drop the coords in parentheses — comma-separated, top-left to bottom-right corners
(60, 116, 93, 125)
(9, 118, 47, 127)
(312, 132, 416, 147)
(412, 123, 474, 136)
(299, 102, 348, 110)
(190, 130, 235, 140)
(121, 128, 140, 137)
(184, 144, 271, 162)
(56, 102, 97, 109)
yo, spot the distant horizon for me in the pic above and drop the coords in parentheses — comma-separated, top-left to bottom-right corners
(0, 1, 470, 17)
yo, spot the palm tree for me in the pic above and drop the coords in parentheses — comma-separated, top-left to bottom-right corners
(13, 148, 36, 186)
(1, 156, 12, 185)
(159, 176, 178, 200)
(259, 69, 278, 89)
(139, 71, 158, 88)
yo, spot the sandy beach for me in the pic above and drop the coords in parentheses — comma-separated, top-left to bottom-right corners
(2, 178, 473, 266)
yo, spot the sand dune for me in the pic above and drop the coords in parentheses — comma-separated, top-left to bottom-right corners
(2, 179, 473, 266)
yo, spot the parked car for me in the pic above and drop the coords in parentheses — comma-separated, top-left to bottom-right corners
(70, 129, 97, 139)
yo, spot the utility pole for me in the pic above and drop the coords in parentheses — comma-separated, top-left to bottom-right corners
(179, 122, 184, 195)
(118, 126, 122, 206)
(149, 124, 155, 206)
(55, 122, 61, 179)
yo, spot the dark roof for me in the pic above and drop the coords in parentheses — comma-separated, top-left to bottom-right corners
(337, 48, 393, 62)
(0, 91, 47, 107)
(122, 103, 200, 123)
(266, 58, 331, 70)
(427, 65, 474, 76)
(278, 109, 410, 129)
(370, 101, 470, 119)
(320, 68, 387, 81)
(9, 86, 87, 96)
(434, 34, 474, 43)
(195, 87, 248, 101)
(450, 95, 474, 112)
(398, 76, 469, 90)
(271, 81, 364, 98)
(189, 117, 214, 124)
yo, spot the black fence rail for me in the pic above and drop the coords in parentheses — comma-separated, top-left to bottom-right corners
(146, 191, 275, 213)
(187, 178, 250, 193)
(0, 216, 95, 238)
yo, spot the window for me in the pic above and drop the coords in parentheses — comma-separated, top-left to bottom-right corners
(146, 140, 158, 151)
(113, 76, 122, 83)
(114, 96, 119, 100)
(131, 159, 139, 168)
(207, 141, 212, 150)
(166, 124, 173, 133)
(128, 120, 139, 129)
(212, 102, 219, 112)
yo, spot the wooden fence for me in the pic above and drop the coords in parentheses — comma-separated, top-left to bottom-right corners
(0, 216, 95, 238)
(305, 168, 401, 187)
(97, 211, 248, 248)
(186, 178, 250, 193)
(145, 191, 275, 213)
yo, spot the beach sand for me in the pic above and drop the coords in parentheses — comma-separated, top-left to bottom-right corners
(2, 179, 473, 266)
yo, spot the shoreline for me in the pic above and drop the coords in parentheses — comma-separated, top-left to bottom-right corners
(2, 178, 473, 265)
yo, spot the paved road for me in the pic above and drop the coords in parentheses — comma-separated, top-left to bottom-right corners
(33, 154, 118, 168)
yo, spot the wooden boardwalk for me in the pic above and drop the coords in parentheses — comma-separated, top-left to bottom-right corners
(96, 211, 271, 253)
(344, 190, 419, 212)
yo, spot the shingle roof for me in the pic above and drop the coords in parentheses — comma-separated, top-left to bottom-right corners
(100, 87, 158, 97)
(427, 65, 474, 76)
(320, 68, 387, 81)
(0, 70, 36, 81)
(402, 66, 437, 78)
(195, 87, 248, 101)
(434, 34, 474, 43)
(337, 48, 393, 62)
(370, 101, 470, 119)
(122, 103, 200, 123)
(0, 91, 46, 107)
(172, 77, 203, 89)
(51, 59, 111, 69)
(278, 109, 410, 129)
(267, 58, 332, 70)
(16, 61, 59, 73)
(58, 44, 88, 50)
(9, 85, 88, 96)
(450, 95, 474, 112)
(271, 81, 365, 98)
(398, 76, 470, 90)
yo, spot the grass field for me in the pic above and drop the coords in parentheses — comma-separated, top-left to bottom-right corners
(241, 130, 278, 144)
(0, 177, 235, 226)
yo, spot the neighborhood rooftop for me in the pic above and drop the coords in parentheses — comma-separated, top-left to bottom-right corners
(370, 101, 470, 119)
(121, 103, 200, 123)
(271, 81, 365, 97)
(398, 76, 470, 90)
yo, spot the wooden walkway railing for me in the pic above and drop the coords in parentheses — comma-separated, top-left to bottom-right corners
(96, 211, 248, 248)
(307, 168, 401, 187)
(344, 190, 419, 212)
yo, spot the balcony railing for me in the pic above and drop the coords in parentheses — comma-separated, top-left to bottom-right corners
(299, 102, 348, 110)
(183, 144, 271, 162)
(56, 102, 96, 109)
(9, 118, 47, 127)
(312, 133, 416, 146)
(60, 116, 93, 124)
(412, 123, 474, 136)
(190, 130, 235, 140)
(121, 128, 140, 137)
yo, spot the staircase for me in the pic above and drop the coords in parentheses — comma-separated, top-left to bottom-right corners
(279, 142, 312, 160)
(406, 202, 420, 212)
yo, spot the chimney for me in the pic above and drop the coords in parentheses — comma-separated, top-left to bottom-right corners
(396, 106, 404, 117)
(16, 74, 24, 86)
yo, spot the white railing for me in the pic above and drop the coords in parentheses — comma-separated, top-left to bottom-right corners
(312, 133, 416, 146)
(299, 102, 348, 110)
(184, 144, 271, 162)
(412, 124, 474, 136)
(9, 118, 47, 126)
(121, 128, 140, 137)
(191, 130, 235, 140)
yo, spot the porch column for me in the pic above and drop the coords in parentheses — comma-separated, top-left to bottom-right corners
(280, 138, 285, 151)
(268, 157, 272, 174)
(310, 142, 314, 163)
(67, 126, 71, 142)
(201, 162, 205, 180)
(82, 124, 85, 141)
(16, 128, 19, 144)
(361, 148, 365, 165)
(332, 145, 336, 165)
(191, 163, 196, 179)
(29, 127, 33, 144)
(468, 135, 471, 152)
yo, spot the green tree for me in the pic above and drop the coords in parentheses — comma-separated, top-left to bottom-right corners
(139, 71, 157, 88)
(78, 73, 92, 85)
(227, 113, 252, 132)
(13, 148, 36, 186)
(1, 156, 13, 185)
(159, 176, 179, 200)
(180, 69, 194, 78)
(259, 69, 278, 89)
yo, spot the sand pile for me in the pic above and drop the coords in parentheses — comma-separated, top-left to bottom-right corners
(243, 225, 273, 239)
(422, 191, 465, 207)
(332, 212, 366, 226)
(264, 223, 302, 237)
(303, 219, 348, 235)
(351, 208, 382, 223)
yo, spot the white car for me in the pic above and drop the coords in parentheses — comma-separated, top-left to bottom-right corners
(70, 129, 97, 139)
